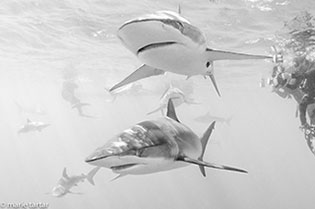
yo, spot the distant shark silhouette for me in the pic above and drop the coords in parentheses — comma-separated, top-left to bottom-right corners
(105, 83, 149, 102)
(62, 79, 94, 118)
(49, 167, 100, 197)
(18, 119, 50, 134)
(85, 99, 247, 180)
(109, 10, 271, 96)
(148, 84, 198, 115)
(195, 112, 233, 125)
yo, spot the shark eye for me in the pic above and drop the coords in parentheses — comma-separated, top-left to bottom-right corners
(206, 61, 211, 68)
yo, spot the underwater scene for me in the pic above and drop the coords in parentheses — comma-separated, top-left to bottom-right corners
(1, 0, 315, 208)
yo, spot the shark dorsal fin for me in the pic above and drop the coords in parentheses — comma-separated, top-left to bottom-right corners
(166, 99, 180, 123)
(62, 168, 69, 179)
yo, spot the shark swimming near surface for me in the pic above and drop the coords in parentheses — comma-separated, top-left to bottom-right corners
(49, 167, 100, 197)
(109, 10, 271, 96)
(85, 99, 247, 179)
(18, 119, 50, 134)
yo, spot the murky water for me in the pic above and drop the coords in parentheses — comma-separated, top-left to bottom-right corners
(1, 0, 315, 208)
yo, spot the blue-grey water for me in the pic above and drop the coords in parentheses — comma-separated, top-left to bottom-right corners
(1, 0, 315, 208)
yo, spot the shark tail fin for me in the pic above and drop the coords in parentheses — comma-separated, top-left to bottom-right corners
(206, 48, 272, 61)
(86, 167, 100, 186)
(198, 121, 216, 177)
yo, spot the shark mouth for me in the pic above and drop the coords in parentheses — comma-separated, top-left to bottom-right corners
(110, 163, 140, 172)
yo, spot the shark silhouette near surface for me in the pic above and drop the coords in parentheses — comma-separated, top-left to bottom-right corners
(85, 99, 247, 179)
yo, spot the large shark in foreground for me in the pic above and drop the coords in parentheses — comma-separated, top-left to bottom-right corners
(49, 167, 100, 197)
(110, 10, 272, 96)
(85, 99, 247, 179)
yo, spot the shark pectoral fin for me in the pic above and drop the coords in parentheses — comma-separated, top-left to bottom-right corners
(208, 74, 221, 97)
(86, 167, 100, 186)
(109, 65, 165, 92)
(198, 121, 216, 177)
(178, 156, 248, 175)
(166, 99, 180, 122)
(206, 48, 272, 61)
(110, 173, 127, 182)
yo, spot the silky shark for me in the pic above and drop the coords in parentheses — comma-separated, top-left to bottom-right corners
(148, 84, 198, 115)
(49, 167, 100, 197)
(18, 118, 50, 134)
(110, 10, 272, 96)
(85, 99, 247, 179)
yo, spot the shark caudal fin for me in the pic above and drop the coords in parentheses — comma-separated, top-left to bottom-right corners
(198, 121, 216, 177)
(206, 48, 272, 61)
(86, 167, 100, 186)
(109, 65, 165, 92)
(166, 99, 180, 123)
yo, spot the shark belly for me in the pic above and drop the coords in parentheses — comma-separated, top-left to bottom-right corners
(138, 44, 205, 76)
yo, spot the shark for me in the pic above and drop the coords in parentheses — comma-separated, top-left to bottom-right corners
(85, 99, 247, 179)
(195, 112, 233, 125)
(18, 119, 50, 134)
(50, 167, 100, 197)
(109, 10, 271, 96)
(147, 84, 198, 115)
(105, 83, 149, 102)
